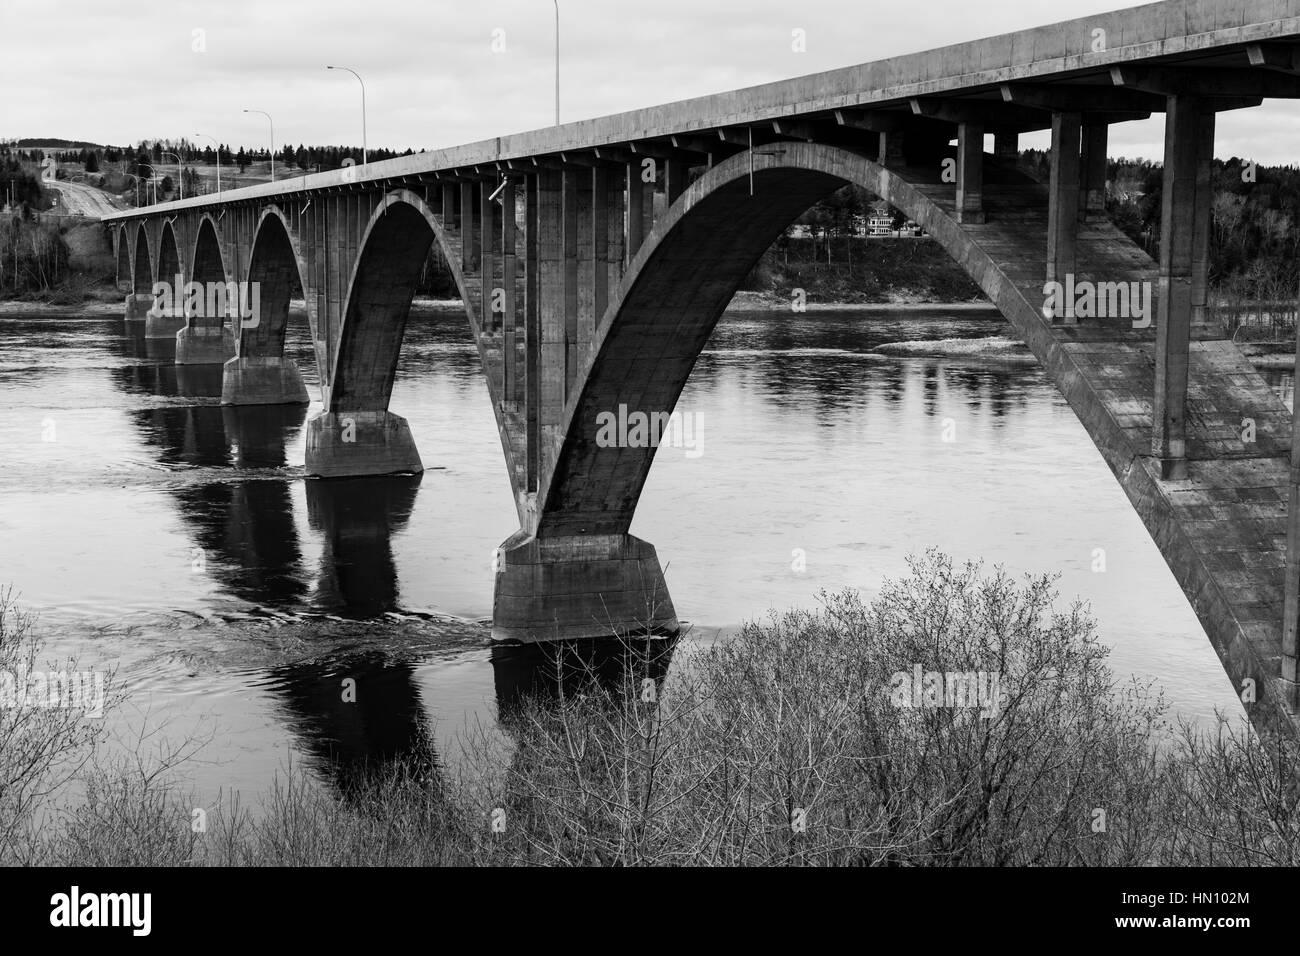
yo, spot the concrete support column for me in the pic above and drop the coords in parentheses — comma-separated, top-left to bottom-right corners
(1285, 324, 1300, 690)
(460, 181, 476, 273)
(1046, 111, 1082, 295)
(501, 180, 518, 400)
(562, 170, 580, 399)
(525, 175, 540, 491)
(441, 184, 456, 230)
(124, 293, 155, 323)
(1079, 123, 1109, 221)
(626, 163, 645, 261)
(303, 410, 422, 478)
(956, 121, 985, 224)
(994, 131, 1018, 163)
(879, 131, 906, 167)
(537, 171, 565, 474)
(1191, 112, 1217, 331)
(1152, 94, 1205, 481)
(664, 158, 688, 206)
(481, 180, 496, 331)
(605, 171, 626, 298)
(592, 167, 613, 331)
(492, 532, 679, 643)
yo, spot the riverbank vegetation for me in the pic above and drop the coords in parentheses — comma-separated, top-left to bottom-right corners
(4, 552, 1300, 866)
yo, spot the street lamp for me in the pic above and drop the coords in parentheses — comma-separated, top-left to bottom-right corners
(196, 133, 221, 192)
(160, 151, 183, 199)
(553, 0, 560, 125)
(137, 164, 157, 204)
(326, 66, 367, 165)
(121, 172, 143, 206)
(243, 109, 275, 180)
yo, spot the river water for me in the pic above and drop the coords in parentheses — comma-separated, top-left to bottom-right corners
(0, 304, 1260, 804)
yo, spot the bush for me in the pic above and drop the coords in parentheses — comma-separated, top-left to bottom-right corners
(11, 554, 1300, 866)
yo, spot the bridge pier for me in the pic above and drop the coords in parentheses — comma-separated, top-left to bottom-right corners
(491, 532, 678, 644)
(221, 356, 309, 406)
(123, 293, 155, 324)
(144, 305, 186, 340)
(303, 411, 422, 478)
(176, 312, 236, 365)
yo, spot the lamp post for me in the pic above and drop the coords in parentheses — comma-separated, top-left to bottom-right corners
(121, 172, 142, 206)
(137, 164, 157, 205)
(326, 66, 367, 165)
(243, 109, 275, 180)
(160, 151, 183, 199)
(196, 133, 221, 193)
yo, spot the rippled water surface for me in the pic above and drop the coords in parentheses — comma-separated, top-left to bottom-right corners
(0, 304, 1252, 802)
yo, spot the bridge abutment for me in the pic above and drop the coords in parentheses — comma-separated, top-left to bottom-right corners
(304, 410, 422, 478)
(491, 532, 678, 644)
(221, 355, 310, 406)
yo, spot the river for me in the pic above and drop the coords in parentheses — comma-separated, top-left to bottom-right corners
(0, 303, 1260, 805)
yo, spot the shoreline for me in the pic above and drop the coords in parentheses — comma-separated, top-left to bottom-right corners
(2, 297, 1294, 371)
(1, 294, 1004, 316)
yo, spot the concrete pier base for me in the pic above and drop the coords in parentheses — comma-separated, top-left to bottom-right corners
(221, 356, 310, 406)
(123, 293, 155, 323)
(492, 532, 679, 644)
(176, 318, 236, 365)
(144, 309, 186, 340)
(304, 410, 423, 478)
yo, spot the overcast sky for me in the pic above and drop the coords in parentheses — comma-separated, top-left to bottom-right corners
(3, 0, 1298, 165)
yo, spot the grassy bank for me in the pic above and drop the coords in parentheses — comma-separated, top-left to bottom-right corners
(5, 553, 1300, 866)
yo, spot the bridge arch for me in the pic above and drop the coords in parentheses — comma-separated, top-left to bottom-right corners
(540, 140, 1034, 538)
(239, 205, 313, 360)
(329, 189, 474, 413)
(131, 222, 152, 294)
(116, 225, 130, 292)
(156, 220, 181, 290)
(190, 214, 227, 286)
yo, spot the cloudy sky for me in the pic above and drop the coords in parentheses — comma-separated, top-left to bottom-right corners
(3, 0, 1298, 164)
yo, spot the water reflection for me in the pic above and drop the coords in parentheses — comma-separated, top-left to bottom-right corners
(259, 655, 436, 803)
(306, 475, 423, 618)
(490, 635, 678, 724)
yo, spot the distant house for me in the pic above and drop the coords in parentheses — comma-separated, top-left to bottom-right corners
(867, 214, 894, 237)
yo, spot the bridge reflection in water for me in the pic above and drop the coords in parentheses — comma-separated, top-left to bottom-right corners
(109, 323, 684, 797)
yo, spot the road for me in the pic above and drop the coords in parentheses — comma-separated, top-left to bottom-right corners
(42, 177, 124, 217)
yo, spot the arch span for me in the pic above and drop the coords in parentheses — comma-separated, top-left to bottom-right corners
(541, 143, 910, 537)
(222, 206, 312, 404)
(116, 226, 130, 292)
(330, 191, 476, 410)
(190, 215, 226, 285)
(131, 223, 152, 294)
(156, 220, 181, 288)
(304, 189, 485, 478)
(177, 215, 236, 365)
